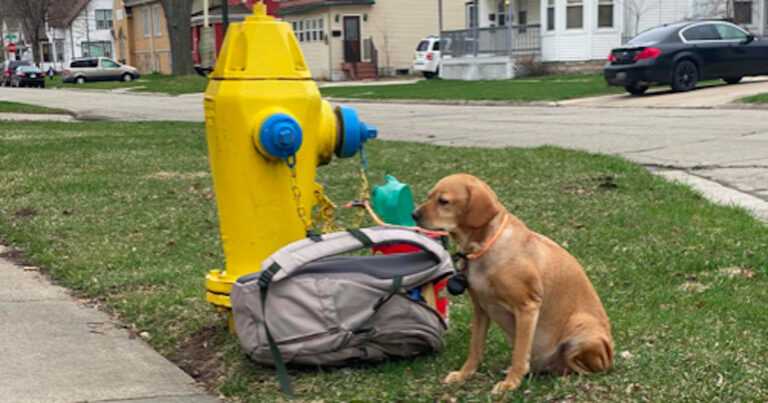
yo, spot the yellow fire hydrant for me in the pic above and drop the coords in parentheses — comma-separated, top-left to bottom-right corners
(203, 2, 377, 310)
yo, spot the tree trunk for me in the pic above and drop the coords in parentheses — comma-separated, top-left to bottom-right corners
(160, 0, 194, 75)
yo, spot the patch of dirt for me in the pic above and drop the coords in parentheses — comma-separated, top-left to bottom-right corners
(146, 171, 210, 180)
(14, 207, 38, 218)
(679, 280, 710, 293)
(172, 325, 227, 387)
(718, 266, 756, 279)
(0, 244, 32, 266)
(562, 175, 619, 196)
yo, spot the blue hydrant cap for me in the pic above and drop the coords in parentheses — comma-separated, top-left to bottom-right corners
(336, 105, 378, 158)
(260, 113, 303, 159)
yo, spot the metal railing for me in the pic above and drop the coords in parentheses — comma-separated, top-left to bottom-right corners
(441, 24, 541, 58)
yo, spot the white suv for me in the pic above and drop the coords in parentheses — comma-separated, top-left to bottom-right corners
(413, 36, 442, 79)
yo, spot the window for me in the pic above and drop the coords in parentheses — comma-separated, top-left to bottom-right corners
(432, 40, 440, 51)
(566, 0, 583, 29)
(682, 24, 721, 41)
(598, 0, 613, 28)
(546, 0, 555, 31)
(153, 6, 162, 36)
(71, 59, 98, 68)
(466, 2, 477, 28)
(101, 59, 120, 68)
(318, 18, 324, 40)
(715, 23, 749, 41)
(95, 9, 112, 30)
(417, 40, 429, 51)
(41, 42, 52, 62)
(518, 10, 528, 32)
(734, 0, 753, 25)
(311, 20, 317, 41)
(55, 39, 64, 62)
(82, 41, 113, 58)
(298, 20, 304, 41)
(142, 8, 150, 37)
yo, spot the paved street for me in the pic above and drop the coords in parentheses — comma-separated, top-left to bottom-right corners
(1, 87, 766, 219)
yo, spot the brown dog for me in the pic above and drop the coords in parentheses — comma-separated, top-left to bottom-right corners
(413, 174, 613, 395)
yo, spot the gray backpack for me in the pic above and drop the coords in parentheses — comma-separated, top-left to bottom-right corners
(230, 227, 455, 395)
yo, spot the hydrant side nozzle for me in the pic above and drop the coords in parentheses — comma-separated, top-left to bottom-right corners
(334, 105, 378, 158)
(257, 113, 304, 159)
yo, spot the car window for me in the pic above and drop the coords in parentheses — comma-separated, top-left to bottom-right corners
(682, 24, 722, 41)
(101, 59, 120, 68)
(628, 26, 676, 45)
(17, 66, 39, 73)
(416, 40, 430, 51)
(432, 41, 440, 51)
(70, 60, 86, 68)
(715, 24, 748, 40)
(87, 59, 99, 68)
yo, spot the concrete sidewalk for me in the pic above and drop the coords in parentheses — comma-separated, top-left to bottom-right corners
(0, 245, 219, 403)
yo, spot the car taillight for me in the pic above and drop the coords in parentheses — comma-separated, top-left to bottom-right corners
(63, 69, 71, 75)
(634, 47, 662, 61)
(3, 69, 9, 76)
(608, 53, 617, 62)
(426, 52, 434, 61)
(17, 71, 25, 77)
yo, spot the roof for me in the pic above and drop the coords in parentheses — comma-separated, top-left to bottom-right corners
(278, 0, 375, 16)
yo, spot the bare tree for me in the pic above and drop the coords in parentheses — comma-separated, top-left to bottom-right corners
(694, 0, 733, 18)
(160, 0, 194, 75)
(620, 0, 656, 37)
(0, 0, 50, 63)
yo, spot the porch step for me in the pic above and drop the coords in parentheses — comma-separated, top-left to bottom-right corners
(342, 62, 378, 80)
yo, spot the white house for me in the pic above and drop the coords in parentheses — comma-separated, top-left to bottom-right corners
(440, 0, 766, 79)
(45, 0, 115, 70)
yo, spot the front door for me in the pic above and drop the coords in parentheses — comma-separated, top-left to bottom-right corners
(343, 16, 361, 63)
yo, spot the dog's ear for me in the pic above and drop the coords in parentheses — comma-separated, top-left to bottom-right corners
(463, 181, 500, 229)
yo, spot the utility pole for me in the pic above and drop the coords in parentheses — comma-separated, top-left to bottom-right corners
(222, 0, 230, 34)
(438, 0, 443, 35)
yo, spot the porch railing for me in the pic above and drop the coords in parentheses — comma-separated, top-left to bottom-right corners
(441, 25, 541, 58)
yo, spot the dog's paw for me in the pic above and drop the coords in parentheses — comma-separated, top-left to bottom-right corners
(491, 378, 521, 395)
(442, 371, 470, 384)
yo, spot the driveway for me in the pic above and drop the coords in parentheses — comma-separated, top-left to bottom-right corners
(2, 87, 766, 219)
(563, 77, 768, 108)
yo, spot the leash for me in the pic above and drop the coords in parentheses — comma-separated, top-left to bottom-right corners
(344, 199, 449, 238)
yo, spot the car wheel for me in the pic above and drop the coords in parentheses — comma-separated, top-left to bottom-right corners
(671, 60, 698, 92)
(422, 71, 437, 79)
(76, 76, 86, 84)
(625, 84, 649, 96)
(724, 77, 743, 85)
(122, 73, 134, 82)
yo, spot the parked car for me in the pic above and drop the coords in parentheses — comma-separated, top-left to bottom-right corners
(605, 20, 766, 95)
(2, 60, 33, 87)
(62, 57, 140, 84)
(10, 65, 45, 88)
(413, 36, 442, 79)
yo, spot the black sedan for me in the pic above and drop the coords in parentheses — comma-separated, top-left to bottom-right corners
(10, 65, 45, 88)
(605, 20, 766, 95)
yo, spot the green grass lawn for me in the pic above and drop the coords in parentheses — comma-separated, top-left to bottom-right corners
(0, 101, 70, 115)
(741, 93, 768, 104)
(1, 121, 767, 402)
(320, 74, 622, 102)
(48, 73, 207, 95)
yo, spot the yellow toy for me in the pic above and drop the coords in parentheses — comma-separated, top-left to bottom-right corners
(203, 1, 377, 311)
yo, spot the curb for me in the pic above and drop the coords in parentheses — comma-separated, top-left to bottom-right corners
(653, 169, 768, 223)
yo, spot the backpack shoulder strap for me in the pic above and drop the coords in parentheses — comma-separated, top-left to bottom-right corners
(256, 226, 451, 284)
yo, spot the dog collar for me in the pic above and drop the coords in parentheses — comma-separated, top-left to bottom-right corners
(465, 213, 510, 261)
